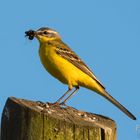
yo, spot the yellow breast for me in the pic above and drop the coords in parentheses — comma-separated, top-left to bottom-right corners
(39, 43, 76, 85)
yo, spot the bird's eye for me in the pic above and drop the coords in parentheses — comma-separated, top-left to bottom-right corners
(43, 31, 48, 35)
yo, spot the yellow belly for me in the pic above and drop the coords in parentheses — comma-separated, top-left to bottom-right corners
(39, 44, 104, 93)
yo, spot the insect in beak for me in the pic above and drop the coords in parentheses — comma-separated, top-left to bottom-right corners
(25, 30, 35, 40)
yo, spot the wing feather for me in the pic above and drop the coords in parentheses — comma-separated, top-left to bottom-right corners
(55, 42, 105, 89)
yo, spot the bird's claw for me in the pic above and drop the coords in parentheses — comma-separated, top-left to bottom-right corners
(60, 102, 67, 106)
(47, 102, 60, 106)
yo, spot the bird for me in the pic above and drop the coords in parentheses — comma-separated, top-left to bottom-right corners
(25, 27, 136, 120)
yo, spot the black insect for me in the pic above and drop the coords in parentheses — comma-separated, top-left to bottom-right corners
(25, 30, 35, 40)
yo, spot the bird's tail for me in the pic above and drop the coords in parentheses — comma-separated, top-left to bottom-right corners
(100, 90, 136, 120)
(79, 75, 136, 120)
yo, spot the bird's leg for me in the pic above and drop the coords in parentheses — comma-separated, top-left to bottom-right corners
(60, 86, 79, 105)
(54, 88, 72, 104)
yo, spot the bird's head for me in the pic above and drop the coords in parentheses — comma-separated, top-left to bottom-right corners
(25, 27, 61, 43)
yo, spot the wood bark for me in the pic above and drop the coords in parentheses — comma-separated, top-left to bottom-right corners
(1, 97, 116, 140)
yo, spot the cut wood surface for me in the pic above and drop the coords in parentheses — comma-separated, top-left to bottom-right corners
(1, 97, 116, 140)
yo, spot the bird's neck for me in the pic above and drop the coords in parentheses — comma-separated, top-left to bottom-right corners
(40, 38, 62, 47)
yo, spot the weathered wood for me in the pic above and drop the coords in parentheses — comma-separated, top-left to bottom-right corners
(1, 97, 116, 140)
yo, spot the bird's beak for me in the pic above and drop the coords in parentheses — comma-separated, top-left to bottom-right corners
(34, 31, 42, 38)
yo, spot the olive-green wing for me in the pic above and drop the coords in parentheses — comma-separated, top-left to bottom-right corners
(55, 42, 105, 89)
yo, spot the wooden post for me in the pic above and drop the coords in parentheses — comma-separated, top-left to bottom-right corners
(1, 97, 116, 140)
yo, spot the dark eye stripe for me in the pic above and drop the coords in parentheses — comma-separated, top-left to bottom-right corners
(43, 31, 48, 35)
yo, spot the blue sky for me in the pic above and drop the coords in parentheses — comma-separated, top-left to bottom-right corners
(0, 0, 140, 139)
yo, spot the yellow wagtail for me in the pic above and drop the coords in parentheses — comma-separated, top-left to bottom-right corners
(25, 27, 136, 120)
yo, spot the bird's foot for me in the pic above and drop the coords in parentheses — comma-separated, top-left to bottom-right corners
(36, 100, 67, 108)
(47, 102, 60, 107)
(60, 101, 67, 107)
